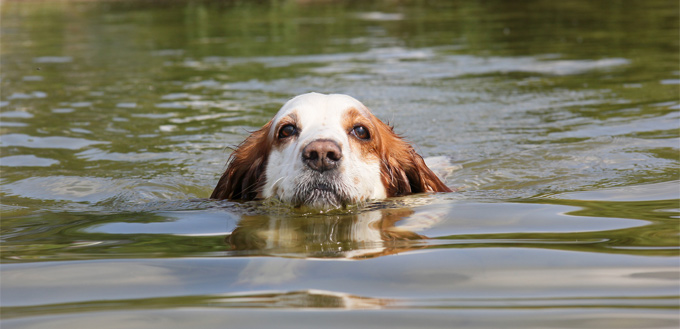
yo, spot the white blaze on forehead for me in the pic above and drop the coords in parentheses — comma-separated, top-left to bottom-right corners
(272, 93, 369, 130)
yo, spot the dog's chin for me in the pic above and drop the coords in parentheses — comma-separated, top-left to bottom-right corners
(289, 173, 350, 210)
(298, 189, 343, 209)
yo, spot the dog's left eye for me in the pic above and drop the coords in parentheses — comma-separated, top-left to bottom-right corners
(278, 124, 297, 139)
(351, 125, 370, 140)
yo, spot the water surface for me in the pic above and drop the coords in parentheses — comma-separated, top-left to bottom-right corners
(1, 1, 678, 328)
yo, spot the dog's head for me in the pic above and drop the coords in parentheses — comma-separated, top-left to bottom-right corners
(211, 93, 450, 208)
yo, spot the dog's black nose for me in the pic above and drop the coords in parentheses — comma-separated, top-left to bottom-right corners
(302, 139, 342, 172)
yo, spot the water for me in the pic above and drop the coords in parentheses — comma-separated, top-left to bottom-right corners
(1, 0, 678, 328)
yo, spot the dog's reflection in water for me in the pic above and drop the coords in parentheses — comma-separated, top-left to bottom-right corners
(227, 207, 435, 259)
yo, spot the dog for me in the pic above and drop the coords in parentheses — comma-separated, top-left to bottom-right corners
(211, 93, 451, 208)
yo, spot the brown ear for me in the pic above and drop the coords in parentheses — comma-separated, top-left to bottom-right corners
(375, 119, 452, 197)
(210, 121, 272, 200)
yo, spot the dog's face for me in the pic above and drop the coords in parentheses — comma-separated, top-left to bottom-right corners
(263, 93, 386, 208)
(211, 93, 451, 209)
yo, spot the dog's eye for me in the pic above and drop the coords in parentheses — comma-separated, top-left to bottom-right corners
(278, 124, 297, 138)
(351, 125, 370, 140)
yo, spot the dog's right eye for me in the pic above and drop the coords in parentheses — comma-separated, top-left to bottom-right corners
(278, 124, 297, 138)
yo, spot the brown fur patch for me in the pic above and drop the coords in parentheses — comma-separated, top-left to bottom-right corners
(210, 120, 273, 200)
(367, 112, 452, 196)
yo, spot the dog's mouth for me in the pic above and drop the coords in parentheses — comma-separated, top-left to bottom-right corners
(291, 174, 349, 209)
(313, 183, 334, 192)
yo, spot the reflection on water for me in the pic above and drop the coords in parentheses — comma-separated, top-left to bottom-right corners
(1, 0, 678, 328)
(229, 206, 431, 259)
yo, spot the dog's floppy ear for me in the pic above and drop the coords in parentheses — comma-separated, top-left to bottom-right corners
(211, 121, 272, 200)
(375, 119, 451, 197)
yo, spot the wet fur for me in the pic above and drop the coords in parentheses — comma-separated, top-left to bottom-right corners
(211, 95, 451, 204)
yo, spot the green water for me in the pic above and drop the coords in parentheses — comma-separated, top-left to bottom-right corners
(1, 1, 678, 328)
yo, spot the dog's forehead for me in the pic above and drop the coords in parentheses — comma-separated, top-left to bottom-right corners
(273, 93, 370, 124)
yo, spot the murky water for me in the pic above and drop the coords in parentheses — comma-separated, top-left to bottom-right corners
(1, 1, 678, 328)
